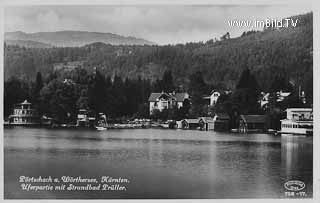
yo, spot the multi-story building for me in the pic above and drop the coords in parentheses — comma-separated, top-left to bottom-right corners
(148, 92, 189, 115)
(8, 100, 40, 126)
(280, 108, 313, 135)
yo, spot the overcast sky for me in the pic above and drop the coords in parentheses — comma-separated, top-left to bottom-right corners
(4, 5, 312, 45)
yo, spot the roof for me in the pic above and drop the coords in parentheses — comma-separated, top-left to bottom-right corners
(286, 108, 313, 112)
(262, 93, 270, 98)
(20, 100, 31, 105)
(199, 117, 214, 123)
(210, 89, 222, 94)
(202, 90, 223, 99)
(148, 93, 161, 101)
(281, 119, 313, 124)
(148, 92, 188, 102)
(148, 93, 170, 101)
(240, 115, 267, 124)
(182, 119, 199, 124)
(215, 113, 230, 120)
(280, 92, 291, 97)
(174, 93, 189, 102)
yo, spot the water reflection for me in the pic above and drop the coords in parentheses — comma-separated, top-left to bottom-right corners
(4, 128, 313, 199)
(280, 135, 313, 197)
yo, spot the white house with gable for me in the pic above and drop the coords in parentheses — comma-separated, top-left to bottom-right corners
(203, 90, 221, 106)
(148, 92, 190, 115)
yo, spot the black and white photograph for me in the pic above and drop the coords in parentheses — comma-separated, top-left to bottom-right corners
(1, 0, 318, 200)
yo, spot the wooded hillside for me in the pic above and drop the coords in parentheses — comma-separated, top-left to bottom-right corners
(4, 13, 312, 95)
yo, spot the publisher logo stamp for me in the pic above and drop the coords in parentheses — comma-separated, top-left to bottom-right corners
(284, 180, 307, 197)
(284, 180, 305, 191)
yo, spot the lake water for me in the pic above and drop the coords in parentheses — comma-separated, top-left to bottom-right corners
(4, 128, 313, 199)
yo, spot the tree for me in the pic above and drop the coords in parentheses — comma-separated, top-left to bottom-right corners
(152, 70, 175, 93)
(58, 82, 78, 122)
(220, 32, 230, 40)
(39, 79, 78, 122)
(4, 77, 30, 117)
(152, 79, 163, 92)
(280, 90, 305, 109)
(236, 68, 259, 90)
(161, 70, 175, 92)
(39, 79, 60, 119)
(110, 75, 127, 117)
(135, 103, 149, 118)
(88, 70, 108, 115)
(188, 71, 209, 117)
(30, 72, 44, 110)
(270, 73, 293, 92)
(76, 89, 89, 110)
(179, 99, 191, 118)
(232, 68, 260, 114)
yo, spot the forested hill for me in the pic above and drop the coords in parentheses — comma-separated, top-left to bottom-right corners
(4, 12, 312, 94)
(5, 31, 155, 47)
(5, 39, 53, 48)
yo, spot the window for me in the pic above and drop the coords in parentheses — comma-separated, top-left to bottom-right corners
(161, 101, 168, 108)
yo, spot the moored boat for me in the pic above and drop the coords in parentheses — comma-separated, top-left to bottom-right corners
(96, 126, 107, 131)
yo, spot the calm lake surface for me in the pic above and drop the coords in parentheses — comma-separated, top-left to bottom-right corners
(4, 128, 313, 199)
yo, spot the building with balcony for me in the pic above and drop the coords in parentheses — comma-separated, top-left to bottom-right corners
(280, 108, 313, 135)
(8, 100, 40, 126)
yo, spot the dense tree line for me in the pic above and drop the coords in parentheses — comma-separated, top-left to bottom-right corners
(4, 65, 310, 128)
(4, 69, 180, 121)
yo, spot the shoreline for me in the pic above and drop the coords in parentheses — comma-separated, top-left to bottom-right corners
(3, 124, 300, 137)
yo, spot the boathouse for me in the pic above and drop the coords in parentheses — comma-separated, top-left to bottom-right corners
(198, 117, 215, 131)
(41, 115, 56, 127)
(238, 115, 267, 133)
(181, 119, 200, 129)
(213, 113, 230, 131)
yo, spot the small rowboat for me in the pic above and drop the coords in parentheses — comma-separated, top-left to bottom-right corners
(96, 126, 107, 131)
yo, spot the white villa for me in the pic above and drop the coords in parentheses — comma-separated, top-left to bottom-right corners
(259, 90, 291, 109)
(276, 90, 291, 102)
(259, 92, 270, 108)
(203, 90, 221, 106)
(148, 92, 189, 115)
